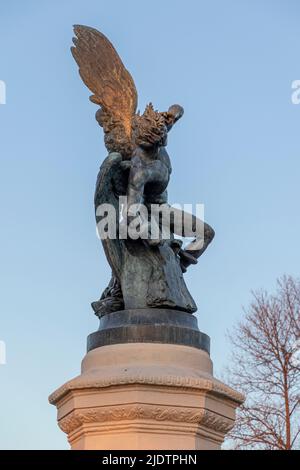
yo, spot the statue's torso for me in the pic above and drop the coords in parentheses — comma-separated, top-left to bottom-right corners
(130, 146, 172, 201)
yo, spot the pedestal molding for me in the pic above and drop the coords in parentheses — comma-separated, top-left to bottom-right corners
(49, 373, 243, 406)
(58, 404, 235, 435)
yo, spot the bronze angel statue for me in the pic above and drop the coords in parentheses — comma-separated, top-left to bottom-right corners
(71, 25, 214, 318)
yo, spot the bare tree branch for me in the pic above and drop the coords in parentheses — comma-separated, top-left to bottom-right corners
(224, 275, 300, 450)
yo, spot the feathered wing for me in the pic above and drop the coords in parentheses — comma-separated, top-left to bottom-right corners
(71, 25, 138, 139)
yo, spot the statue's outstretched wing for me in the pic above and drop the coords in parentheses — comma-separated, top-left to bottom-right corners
(71, 25, 138, 140)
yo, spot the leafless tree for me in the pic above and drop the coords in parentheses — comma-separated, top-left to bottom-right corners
(225, 275, 300, 450)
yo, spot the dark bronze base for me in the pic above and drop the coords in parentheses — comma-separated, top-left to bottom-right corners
(87, 309, 210, 354)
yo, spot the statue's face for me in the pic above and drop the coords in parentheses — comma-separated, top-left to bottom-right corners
(134, 122, 168, 150)
(137, 129, 168, 151)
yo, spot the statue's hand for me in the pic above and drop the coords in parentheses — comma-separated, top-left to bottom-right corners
(145, 237, 162, 247)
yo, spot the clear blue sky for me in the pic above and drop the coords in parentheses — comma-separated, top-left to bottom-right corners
(0, 0, 300, 449)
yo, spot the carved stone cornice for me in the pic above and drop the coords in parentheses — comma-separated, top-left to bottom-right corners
(49, 373, 244, 406)
(58, 404, 234, 435)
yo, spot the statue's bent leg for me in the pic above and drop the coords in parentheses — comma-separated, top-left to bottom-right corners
(165, 205, 215, 272)
(180, 221, 215, 271)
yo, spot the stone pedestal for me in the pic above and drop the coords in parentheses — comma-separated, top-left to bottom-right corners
(49, 330, 243, 449)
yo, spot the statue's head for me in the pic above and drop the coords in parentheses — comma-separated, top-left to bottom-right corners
(133, 103, 184, 150)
